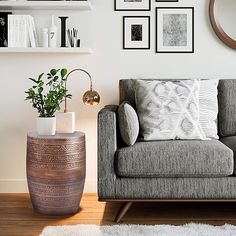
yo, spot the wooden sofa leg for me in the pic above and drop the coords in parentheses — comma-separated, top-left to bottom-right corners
(114, 202, 133, 223)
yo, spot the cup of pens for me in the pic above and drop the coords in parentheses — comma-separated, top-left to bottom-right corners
(67, 28, 80, 47)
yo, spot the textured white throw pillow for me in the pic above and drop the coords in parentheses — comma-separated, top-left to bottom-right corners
(199, 79, 219, 139)
(134, 79, 207, 141)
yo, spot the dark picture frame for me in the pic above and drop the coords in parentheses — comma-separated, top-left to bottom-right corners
(123, 16, 150, 50)
(115, 0, 151, 11)
(156, 0, 178, 2)
(156, 7, 194, 53)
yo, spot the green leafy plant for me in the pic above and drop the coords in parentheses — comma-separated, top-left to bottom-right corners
(25, 68, 72, 117)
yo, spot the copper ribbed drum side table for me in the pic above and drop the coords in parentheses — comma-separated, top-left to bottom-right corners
(26, 131, 86, 216)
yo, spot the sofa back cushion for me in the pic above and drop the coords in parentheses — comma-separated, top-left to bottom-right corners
(120, 79, 136, 107)
(218, 79, 236, 137)
(120, 79, 236, 138)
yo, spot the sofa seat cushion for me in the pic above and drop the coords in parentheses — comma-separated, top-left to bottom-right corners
(220, 136, 236, 174)
(115, 140, 233, 178)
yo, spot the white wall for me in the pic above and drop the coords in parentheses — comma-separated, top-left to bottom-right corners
(0, 0, 236, 193)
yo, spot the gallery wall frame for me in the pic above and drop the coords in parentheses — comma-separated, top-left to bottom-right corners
(123, 16, 150, 50)
(115, 0, 151, 11)
(155, 7, 194, 53)
(156, 0, 178, 2)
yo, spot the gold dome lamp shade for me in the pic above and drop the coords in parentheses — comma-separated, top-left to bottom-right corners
(64, 68, 100, 111)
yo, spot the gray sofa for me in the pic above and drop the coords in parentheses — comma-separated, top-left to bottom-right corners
(98, 79, 236, 222)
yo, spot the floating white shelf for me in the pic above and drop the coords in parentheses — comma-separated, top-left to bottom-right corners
(0, 47, 94, 54)
(0, 1, 92, 11)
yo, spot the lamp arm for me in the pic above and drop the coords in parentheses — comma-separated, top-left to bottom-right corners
(64, 68, 93, 113)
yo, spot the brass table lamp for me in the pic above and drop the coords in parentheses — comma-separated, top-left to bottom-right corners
(56, 68, 100, 133)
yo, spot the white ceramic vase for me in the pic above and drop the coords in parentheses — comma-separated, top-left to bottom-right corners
(37, 117, 56, 136)
(56, 112, 75, 133)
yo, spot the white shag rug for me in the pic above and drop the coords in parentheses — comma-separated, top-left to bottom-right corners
(40, 223, 236, 236)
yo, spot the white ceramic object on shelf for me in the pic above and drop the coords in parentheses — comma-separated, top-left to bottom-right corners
(56, 112, 75, 133)
(49, 15, 57, 48)
(37, 117, 56, 135)
(42, 28, 49, 47)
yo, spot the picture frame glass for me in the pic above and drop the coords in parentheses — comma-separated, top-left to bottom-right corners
(156, 0, 178, 2)
(124, 17, 150, 49)
(156, 8, 193, 52)
(116, 0, 150, 10)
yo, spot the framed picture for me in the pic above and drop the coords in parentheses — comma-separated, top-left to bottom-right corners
(115, 0, 151, 11)
(156, 7, 194, 53)
(0, 12, 11, 47)
(123, 16, 150, 50)
(156, 0, 178, 2)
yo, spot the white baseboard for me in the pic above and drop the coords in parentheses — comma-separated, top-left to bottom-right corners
(0, 178, 97, 193)
(0, 179, 28, 193)
(84, 178, 97, 193)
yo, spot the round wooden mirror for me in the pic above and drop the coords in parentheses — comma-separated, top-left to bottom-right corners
(209, 0, 236, 50)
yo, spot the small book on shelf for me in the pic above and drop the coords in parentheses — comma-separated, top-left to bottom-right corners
(8, 15, 38, 48)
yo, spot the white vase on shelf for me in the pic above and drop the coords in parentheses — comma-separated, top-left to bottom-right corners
(49, 15, 57, 48)
(41, 28, 49, 48)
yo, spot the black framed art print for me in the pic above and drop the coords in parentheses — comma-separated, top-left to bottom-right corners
(123, 16, 150, 50)
(156, 0, 178, 2)
(115, 0, 151, 11)
(156, 7, 194, 53)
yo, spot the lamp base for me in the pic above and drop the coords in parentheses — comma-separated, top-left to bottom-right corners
(56, 112, 75, 133)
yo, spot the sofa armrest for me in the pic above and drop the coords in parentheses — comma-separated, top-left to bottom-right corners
(97, 105, 118, 200)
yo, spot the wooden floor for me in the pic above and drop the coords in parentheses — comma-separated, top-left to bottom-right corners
(1, 194, 236, 236)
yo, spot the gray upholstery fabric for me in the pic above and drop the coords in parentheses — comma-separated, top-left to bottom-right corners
(119, 80, 136, 107)
(98, 105, 118, 199)
(97, 79, 236, 200)
(115, 140, 233, 178)
(218, 80, 236, 137)
(221, 136, 236, 175)
(118, 102, 139, 146)
(115, 177, 236, 199)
